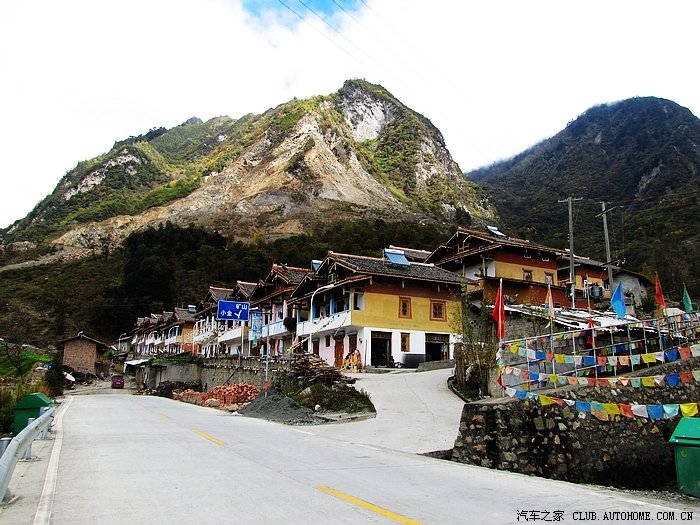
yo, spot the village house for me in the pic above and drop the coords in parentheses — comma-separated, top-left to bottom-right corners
(248, 264, 311, 356)
(288, 249, 470, 368)
(215, 280, 257, 355)
(425, 226, 570, 307)
(60, 332, 113, 378)
(192, 286, 233, 358)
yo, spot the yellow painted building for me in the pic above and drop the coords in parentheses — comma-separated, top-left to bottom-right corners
(291, 250, 468, 368)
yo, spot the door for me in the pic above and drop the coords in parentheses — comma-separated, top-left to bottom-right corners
(371, 331, 392, 367)
(334, 339, 344, 368)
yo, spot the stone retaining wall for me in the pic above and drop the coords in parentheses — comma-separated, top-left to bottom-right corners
(200, 356, 293, 391)
(452, 357, 700, 489)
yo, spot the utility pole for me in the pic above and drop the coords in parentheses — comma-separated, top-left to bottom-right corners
(559, 196, 583, 308)
(596, 202, 619, 294)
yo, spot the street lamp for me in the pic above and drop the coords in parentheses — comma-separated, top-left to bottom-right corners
(308, 283, 335, 353)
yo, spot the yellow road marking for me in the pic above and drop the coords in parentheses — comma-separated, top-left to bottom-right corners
(193, 430, 226, 447)
(316, 485, 422, 525)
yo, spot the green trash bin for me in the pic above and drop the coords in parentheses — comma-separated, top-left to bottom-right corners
(12, 392, 53, 436)
(669, 417, 700, 497)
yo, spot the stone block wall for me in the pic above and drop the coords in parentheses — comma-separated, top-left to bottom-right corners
(201, 356, 293, 391)
(452, 357, 700, 489)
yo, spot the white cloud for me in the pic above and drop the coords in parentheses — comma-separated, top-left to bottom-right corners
(1, 0, 698, 228)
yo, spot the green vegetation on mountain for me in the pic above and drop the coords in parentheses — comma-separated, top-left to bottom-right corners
(469, 97, 700, 299)
(0, 221, 450, 347)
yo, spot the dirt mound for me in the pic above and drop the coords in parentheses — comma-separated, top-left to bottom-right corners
(240, 391, 325, 425)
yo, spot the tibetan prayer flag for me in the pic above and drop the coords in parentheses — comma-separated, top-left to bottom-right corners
(641, 353, 656, 364)
(666, 373, 681, 387)
(575, 401, 591, 412)
(608, 356, 618, 366)
(680, 403, 699, 417)
(654, 375, 665, 386)
(691, 345, 700, 357)
(618, 356, 630, 366)
(555, 354, 565, 364)
(653, 351, 665, 362)
(583, 356, 595, 366)
(540, 395, 556, 406)
(679, 347, 692, 360)
(630, 355, 641, 366)
(663, 404, 680, 419)
(655, 272, 666, 311)
(567, 376, 578, 386)
(597, 356, 608, 367)
(527, 349, 537, 359)
(619, 404, 634, 418)
(680, 371, 693, 383)
(683, 285, 693, 313)
(597, 378, 610, 387)
(692, 370, 700, 381)
(641, 376, 656, 387)
(611, 282, 626, 319)
(630, 377, 642, 388)
(665, 349, 680, 362)
(505, 387, 518, 398)
(535, 351, 546, 361)
(603, 403, 620, 415)
(546, 284, 555, 320)
(631, 404, 648, 418)
(517, 390, 528, 400)
(493, 278, 505, 339)
(647, 405, 664, 420)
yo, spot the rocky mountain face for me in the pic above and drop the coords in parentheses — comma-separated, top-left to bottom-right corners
(2, 80, 493, 251)
(468, 97, 700, 297)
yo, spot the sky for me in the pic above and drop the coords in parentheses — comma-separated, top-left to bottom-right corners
(1, 0, 699, 228)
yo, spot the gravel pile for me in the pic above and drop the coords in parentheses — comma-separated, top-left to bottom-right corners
(240, 391, 325, 425)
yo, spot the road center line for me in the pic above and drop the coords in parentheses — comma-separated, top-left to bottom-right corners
(193, 430, 225, 447)
(316, 485, 422, 525)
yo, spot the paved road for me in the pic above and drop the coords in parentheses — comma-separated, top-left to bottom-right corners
(308, 368, 465, 454)
(3, 372, 698, 524)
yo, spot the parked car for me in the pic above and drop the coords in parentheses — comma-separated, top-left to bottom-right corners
(111, 374, 125, 389)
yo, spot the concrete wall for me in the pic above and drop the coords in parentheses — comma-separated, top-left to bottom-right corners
(452, 357, 700, 489)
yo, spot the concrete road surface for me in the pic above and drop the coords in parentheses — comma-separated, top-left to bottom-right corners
(308, 368, 465, 454)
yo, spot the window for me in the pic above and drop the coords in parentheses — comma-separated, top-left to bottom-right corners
(545, 273, 554, 284)
(399, 297, 412, 318)
(401, 333, 410, 352)
(325, 335, 331, 347)
(523, 250, 532, 259)
(523, 270, 533, 281)
(541, 253, 550, 262)
(353, 289, 364, 310)
(430, 300, 446, 321)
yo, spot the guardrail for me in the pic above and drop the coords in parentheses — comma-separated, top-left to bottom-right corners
(0, 406, 55, 503)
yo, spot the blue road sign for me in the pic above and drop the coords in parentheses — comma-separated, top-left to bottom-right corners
(216, 300, 250, 321)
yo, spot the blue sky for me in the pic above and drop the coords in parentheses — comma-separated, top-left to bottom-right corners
(1, 0, 699, 228)
(242, 0, 359, 18)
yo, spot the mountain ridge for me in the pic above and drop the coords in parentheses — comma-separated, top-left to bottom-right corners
(2, 79, 493, 250)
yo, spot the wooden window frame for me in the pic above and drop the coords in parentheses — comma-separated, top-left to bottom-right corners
(430, 300, 446, 321)
(401, 333, 410, 352)
(399, 297, 412, 318)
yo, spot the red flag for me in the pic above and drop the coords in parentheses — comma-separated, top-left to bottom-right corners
(655, 272, 666, 310)
(586, 317, 596, 348)
(493, 279, 505, 339)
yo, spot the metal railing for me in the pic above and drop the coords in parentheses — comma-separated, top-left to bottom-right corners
(0, 406, 55, 503)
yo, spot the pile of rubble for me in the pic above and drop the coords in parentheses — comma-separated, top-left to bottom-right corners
(173, 383, 260, 411)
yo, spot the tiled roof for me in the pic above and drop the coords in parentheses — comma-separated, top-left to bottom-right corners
(329, 252, 466, 284)
(173, 307, 196, 323)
